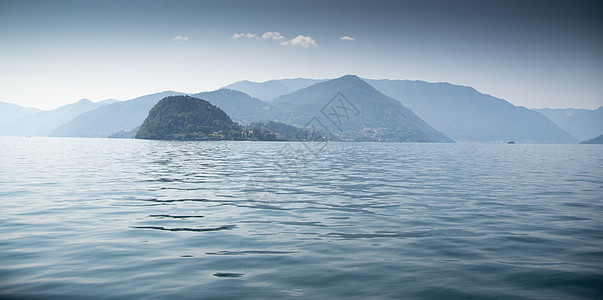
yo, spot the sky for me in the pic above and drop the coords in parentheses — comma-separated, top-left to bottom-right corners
(0, 0, 602, 110)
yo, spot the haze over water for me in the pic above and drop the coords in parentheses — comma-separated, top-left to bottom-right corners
(1, 137, 601, 299)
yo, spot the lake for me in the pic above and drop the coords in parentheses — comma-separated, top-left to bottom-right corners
(1, 137, 602, 299)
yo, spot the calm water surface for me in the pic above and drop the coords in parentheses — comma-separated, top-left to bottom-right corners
(0, 137, 602, 299)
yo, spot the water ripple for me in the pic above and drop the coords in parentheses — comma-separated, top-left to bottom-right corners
(132, 225, 236, 232)
(148, 214, 205, 219)
(213, 272, 245, 278)
(206, 250, 296, 255)
(1, 138, 601, 299)
(324, 229, 486, 239)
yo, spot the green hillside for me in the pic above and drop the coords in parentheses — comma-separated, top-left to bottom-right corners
(136, 95, 242, 140)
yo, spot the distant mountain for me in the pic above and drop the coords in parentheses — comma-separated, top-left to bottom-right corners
(54, 89, 284, 137)
(40, 76, 589, 143)
(365, 79, 577, 143)
(52, 91, 185, 137)
(224, 80, 292, 101)
(271, 75, 453, 142)
(533, 107, 603, 141)
(224, 78, 324, 101)
(580, 133, 603, 144)
(98, 99, 121, 106)
(0, 99, 115, 136)
(191, 89, 282, 124)
(0, 102, 41, 125)
(277, 78, 327, 91)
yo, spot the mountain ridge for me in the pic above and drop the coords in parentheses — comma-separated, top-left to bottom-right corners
(364, 78, 577, 143)
(271, 75, 453, 142)
(224, 78, 325, 101)
(0, 102, 42, 126)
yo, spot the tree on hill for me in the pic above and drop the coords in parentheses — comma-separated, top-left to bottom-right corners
(249, 121, 328, 141)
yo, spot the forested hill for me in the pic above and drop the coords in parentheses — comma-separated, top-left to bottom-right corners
(135, 95, 241, 140)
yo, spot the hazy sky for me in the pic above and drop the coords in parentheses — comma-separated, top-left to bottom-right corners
(1, 0, 602, 110)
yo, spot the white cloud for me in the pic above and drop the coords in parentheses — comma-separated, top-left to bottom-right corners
(340, 36, 355, 41)
(173, 36, 189, 41)
(232, 33, 259, 39)
(235, 32, 317, 48)
(262, 31, 284, 40)
(281, 35, 317, 48)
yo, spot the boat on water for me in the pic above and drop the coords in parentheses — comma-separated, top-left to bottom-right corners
(507, 141, 515, 144)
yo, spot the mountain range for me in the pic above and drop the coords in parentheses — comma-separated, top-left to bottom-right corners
(1, 75, 599, 143)
(0, 102, 41, 125)
(226, 77, 582, 143)
(533, 107, 603, 141)
(364, 79, 577, 143)
(0, 99, 118, 136)
(51, 91, 185, 137)
(51, 90, 279, 137)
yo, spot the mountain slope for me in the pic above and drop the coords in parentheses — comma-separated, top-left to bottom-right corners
(271, 75, 452, 142)
(0, 99, 114, 136)
(191, 89, 282, 124)
(533, 107, 603, 141)
(224, 78, 325, 101)
(0, 102, 41, 125)
(366, 79, 577, 143)
(52, 91, 184, 137)
(580, 133, 603, 144)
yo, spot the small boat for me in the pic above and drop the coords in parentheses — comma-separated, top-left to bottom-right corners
(507, 141, 515, 144)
